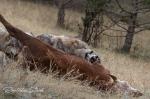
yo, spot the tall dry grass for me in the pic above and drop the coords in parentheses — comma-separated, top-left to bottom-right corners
(0, 51, 150, 99)
(0, 0, 81, 36)
(0, 0, 150, 99)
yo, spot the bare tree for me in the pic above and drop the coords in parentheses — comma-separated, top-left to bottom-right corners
(82, 0, 110, 47)
(54, 0, 73, 27)
(105, 0, 150, 53)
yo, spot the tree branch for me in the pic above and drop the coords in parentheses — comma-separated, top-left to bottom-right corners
(135, 27, 150, 33)
(102, 22, 127, 32)
(115, 0, 132, 14)
(107, 15, 128, 31)
(138, 22, 150, 26)
(136, 0, 145, 4)
(102, 33, 126, 37)
(138, 6, 150, 10)
(106, 28, 127, 32)
(63, 0, 73, 7)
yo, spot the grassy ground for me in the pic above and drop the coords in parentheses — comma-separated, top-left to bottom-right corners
(0, 0, 150, 99)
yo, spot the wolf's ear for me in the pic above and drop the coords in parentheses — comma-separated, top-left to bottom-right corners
(5, 35, 11, 41)
(0, 14, 5, 22)
(0, 14, 2, 19)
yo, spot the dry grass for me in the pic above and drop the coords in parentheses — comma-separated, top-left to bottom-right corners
(0, 51, 150, 99)
(0, 0, 80, 36)
(0, 0, 150, 99)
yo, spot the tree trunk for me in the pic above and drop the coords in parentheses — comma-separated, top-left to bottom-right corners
(93, 14, 103, 47)
(122, 13, 137, 53)
(122, 27, 134, 52)
(82, 10, 93, 43)
(57, 5, 65, 27)
(82, 9, 100, 46)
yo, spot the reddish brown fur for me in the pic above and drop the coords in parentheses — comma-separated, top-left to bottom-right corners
(0, 14, 117, 90)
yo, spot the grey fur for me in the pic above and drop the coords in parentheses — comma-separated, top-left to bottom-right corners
(37, 34, 101, 63)
(0, 27, 101, 64)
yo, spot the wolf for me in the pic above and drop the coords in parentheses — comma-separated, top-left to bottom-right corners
(0, 26, 33, 59)
(0, 28, 101, 64)
(37, 34, 101, 63)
